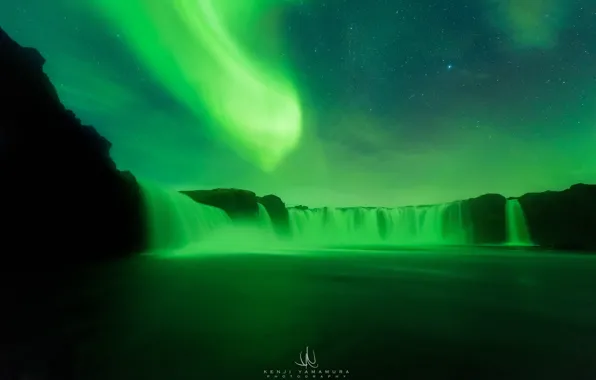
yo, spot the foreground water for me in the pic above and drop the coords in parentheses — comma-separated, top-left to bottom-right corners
(4, 247, 596, 379)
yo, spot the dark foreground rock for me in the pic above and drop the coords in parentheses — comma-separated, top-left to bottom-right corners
(0, 26, 146, 266)
(519, 184, 596, 251)
(0, 25, 149, 380)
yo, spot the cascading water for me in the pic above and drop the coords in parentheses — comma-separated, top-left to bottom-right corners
(140, 181, 232, 252)
(257, 203, 274, 229)
(288, 208, 377, 244)
(289, 201, 468, 246)
(139, 179, 471, 252)
(505, 199, 533, 246)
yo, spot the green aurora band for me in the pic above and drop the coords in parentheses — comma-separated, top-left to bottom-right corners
(94, 0, 303, 171)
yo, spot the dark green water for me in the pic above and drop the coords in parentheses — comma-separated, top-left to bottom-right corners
(4, 247, 596, 379)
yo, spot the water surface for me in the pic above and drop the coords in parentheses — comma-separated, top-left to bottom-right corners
(5, 247, 596, 379)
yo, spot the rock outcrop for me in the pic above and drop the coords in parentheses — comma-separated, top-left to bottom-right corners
(181, 188, 259, 219)
(459, 184, 596, 250)
(0, 25, 150, 379)
(258, 194, 290, 235)
(180, 189, 290, 236)
(518, 184, 596, 251)
(461, 194, 507, 245)
(0, 26, 146, 266)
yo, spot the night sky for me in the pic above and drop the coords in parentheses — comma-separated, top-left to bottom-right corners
(1, 0, 596, 207)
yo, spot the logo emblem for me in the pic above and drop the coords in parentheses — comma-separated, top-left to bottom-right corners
(295, 346, 318, 369)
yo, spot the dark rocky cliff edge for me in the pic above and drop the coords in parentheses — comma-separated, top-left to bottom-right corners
(0, 26, 146, 268)
(0, 25, 148, 377)
(461, 184, 596, 251)
(518, 184, 596, 251)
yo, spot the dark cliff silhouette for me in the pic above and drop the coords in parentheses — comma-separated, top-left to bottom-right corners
(0, 27, 146, 266)
(462, 184, 596, 250)
(518, 184, 596, 251)
(0, 26, 149, 379)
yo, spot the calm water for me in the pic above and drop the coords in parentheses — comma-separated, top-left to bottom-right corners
(4, 247, 596, 379)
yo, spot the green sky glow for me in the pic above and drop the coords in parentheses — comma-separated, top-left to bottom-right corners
(95, 0, 302, 172)
(1, 0, 595, 207)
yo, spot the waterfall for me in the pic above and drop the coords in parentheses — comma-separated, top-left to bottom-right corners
(140, 181, 232, 252)
(257, 203, 274, 228)
(289, 201, 467, 246)
(138, 179, 473, 251)
(505, 199, 533, 246)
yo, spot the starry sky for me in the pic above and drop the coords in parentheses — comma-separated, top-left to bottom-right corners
(1, 0, 596, 207)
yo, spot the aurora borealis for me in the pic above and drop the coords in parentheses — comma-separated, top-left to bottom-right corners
(1, 0, 596, 207)
(95, 0, 303, 172)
